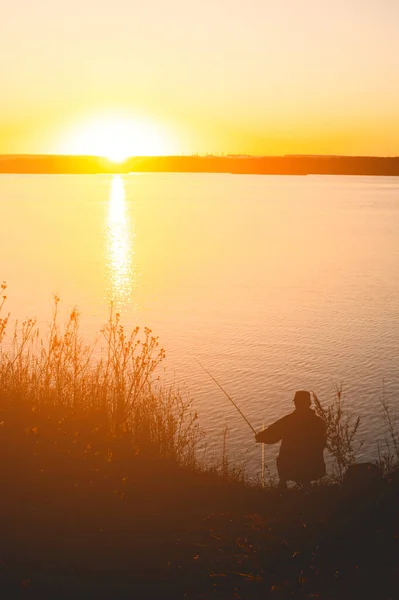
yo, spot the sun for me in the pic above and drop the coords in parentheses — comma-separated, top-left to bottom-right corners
(58, 113, 173, 162)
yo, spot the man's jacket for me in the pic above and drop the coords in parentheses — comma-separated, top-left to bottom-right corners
(258, 408, 326, 482)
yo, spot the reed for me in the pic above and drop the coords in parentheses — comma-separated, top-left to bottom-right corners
(376, 383, 399, 475)
(312, 386, 363, 483)
(0, 285, 200, 465)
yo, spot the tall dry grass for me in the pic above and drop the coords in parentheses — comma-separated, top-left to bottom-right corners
(0, 284, 200, 465)
(312, 386, 363, 483)
(376, 384, 399, 475)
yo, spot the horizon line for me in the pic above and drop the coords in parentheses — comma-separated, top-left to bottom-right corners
(1, 153, 399, 160)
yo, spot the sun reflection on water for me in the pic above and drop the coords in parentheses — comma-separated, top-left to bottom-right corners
(106, 175, 137, 308)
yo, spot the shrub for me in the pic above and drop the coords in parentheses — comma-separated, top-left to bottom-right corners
(376, 384, 399, 475)
(0, 286, 200, 465)
(312, 386, 363, 483)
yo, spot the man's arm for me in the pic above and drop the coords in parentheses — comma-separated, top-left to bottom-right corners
(255, 416, 287, 444)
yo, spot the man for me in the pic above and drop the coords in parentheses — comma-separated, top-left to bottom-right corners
(255, 390, 326, 488)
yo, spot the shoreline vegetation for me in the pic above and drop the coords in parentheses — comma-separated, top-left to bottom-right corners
(1, 153, 399, 176)
(1, 287, 399, 598)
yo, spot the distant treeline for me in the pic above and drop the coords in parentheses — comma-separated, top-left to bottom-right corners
(1, 154, 399, 176)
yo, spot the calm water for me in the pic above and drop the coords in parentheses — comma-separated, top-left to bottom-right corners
(1, 173, 399, 474)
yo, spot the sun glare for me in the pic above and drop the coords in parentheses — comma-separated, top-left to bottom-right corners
(59, 114, 173, 162)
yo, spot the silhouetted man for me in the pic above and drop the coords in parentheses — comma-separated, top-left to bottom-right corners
(255, 390, 326, 488)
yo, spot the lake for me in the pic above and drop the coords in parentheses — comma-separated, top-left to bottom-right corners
(1, 173, 399, 475)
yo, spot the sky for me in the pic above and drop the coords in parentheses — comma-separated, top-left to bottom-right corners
(1, 0, 399, 156)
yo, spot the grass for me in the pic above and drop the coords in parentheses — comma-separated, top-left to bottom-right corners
(313, 386, 363, 483)
(1, 286, 399, 599)
(0, 286, 200, 466)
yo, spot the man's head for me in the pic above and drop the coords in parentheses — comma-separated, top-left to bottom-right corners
(293, 390, 311, 410)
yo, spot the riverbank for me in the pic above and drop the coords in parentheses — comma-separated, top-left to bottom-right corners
(1, 390, 399, 599)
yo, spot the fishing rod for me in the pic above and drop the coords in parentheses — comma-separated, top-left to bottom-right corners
(194, 358, 257, 435)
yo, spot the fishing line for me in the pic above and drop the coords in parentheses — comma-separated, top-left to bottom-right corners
(194, 357, 257, 435)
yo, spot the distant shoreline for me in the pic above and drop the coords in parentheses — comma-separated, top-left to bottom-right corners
(1, 154, 399, 176)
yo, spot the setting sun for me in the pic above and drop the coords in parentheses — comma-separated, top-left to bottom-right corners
(57, 114, 174, 162)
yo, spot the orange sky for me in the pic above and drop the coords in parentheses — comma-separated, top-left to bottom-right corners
(2, 0, 399, 156)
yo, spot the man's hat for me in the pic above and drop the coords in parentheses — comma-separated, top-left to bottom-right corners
(293, 390, 311, 407)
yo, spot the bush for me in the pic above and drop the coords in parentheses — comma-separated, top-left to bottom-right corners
(0, 285, 200, 465)
(312, 386, 363, 483)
